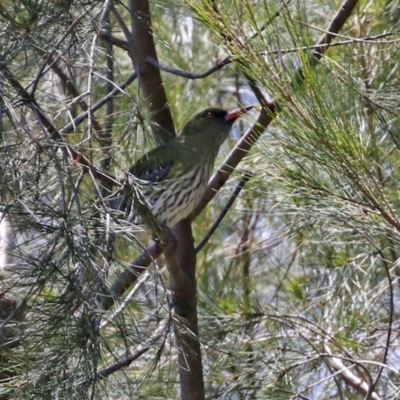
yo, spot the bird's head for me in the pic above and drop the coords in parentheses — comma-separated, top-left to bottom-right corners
(181, 105, 253, 150)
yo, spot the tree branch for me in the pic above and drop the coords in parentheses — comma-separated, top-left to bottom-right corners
(81, 316, 170, 384)
(195, 172, 252, 253)
(323, 347, 382, 400)
(113, 1, 175, 144)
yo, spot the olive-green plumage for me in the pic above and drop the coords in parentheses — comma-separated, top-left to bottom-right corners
(120, 106, 251, 227)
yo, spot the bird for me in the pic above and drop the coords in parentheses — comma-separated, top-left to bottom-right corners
(114, 105, 253, 228)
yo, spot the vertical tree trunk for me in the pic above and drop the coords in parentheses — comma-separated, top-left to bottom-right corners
(171, 219, 205, 400)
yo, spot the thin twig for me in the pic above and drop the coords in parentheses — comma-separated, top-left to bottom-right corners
(146, 55, 232, 79)
(99, 271, 151, 330)
(367, 248, 394, 398)
(51, 61, 104, 139)
(81, 316, 171, 384)
(195, 172, 252, 253)
(101, 242, 161, 310)
(60, 72, 137, 134)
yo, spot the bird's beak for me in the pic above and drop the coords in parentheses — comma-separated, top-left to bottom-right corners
(225, 105, 254, 121)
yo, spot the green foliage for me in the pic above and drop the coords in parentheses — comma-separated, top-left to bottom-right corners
(1, 0, 400, 399)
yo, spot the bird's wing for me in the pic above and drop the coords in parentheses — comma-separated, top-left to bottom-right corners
(133, 159, 173, 182)
(130, 143, 198, 183)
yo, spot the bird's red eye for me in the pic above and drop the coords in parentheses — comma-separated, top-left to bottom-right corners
(206, 112, 214, 119)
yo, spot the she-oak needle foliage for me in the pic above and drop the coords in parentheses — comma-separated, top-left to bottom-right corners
(1, 0, 400, 399)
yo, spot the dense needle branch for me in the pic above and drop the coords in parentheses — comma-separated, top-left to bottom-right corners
(60, 72, 137, 135)
(101, 31, 399, 80)
(101, 242, 161, 310)
(80, 316, 171, 384)
(192, 0, 359, 217)
(29, 5, 97, 95)
(1, 66, 118, 187)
